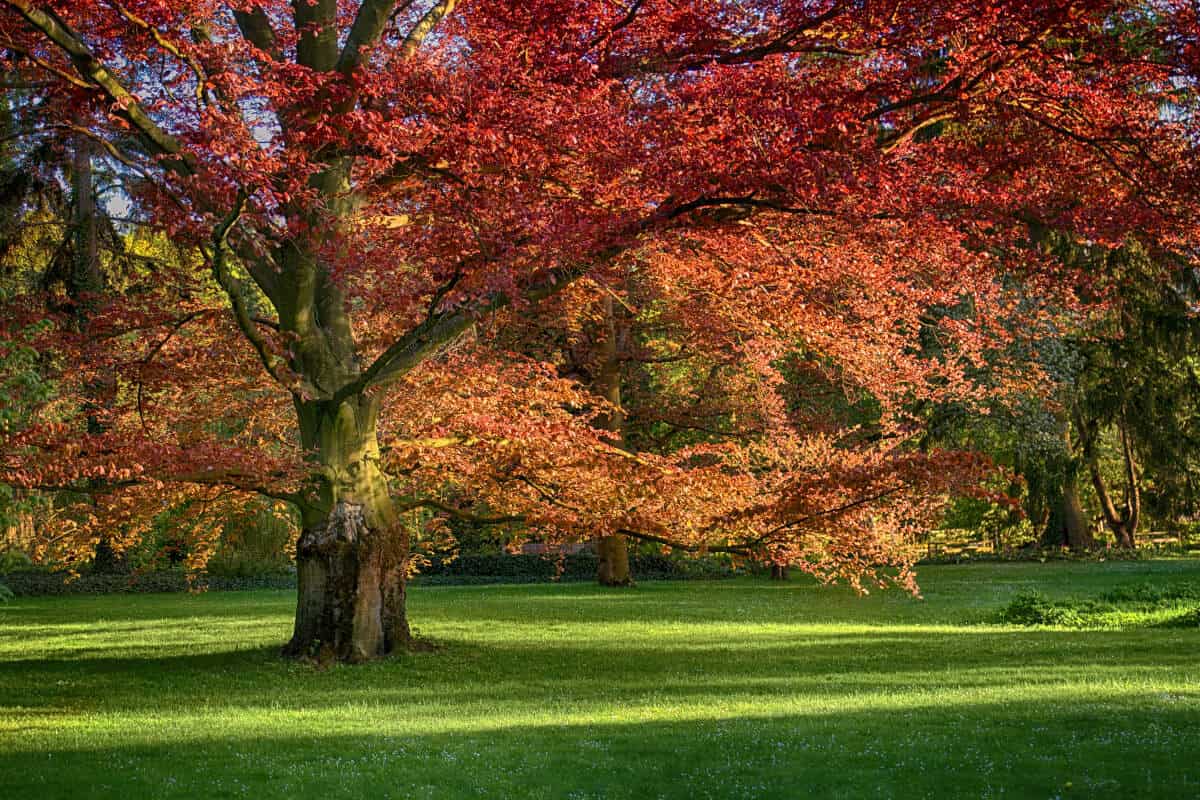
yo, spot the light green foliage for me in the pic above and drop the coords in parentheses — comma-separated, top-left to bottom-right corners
(1, 562, 1199, 799)
(0, 319, 56, 536)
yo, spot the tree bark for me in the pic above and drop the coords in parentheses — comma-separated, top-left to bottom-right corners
(770, 564, 789, 580)
(597, 533, 633, 587)
(283, 393, 410, 662)
(1078, 411, 1139, 549)
(1059, 479, 1092, 551)
(593, 294, 634, 587)
(68, 134, 128, 573)
(1040, 416, 1094, 551)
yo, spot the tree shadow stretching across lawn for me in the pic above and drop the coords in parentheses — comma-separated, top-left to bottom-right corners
(1, 567, 1199, 798)
(2, 700, 1198, 800)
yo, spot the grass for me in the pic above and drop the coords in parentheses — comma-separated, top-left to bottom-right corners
(2, 560, 1199, 799)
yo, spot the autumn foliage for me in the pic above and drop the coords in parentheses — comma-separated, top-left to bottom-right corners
(1, 0, 1197, 658)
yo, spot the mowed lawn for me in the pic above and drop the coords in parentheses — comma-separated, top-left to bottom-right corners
(2, 562, 1199, 799)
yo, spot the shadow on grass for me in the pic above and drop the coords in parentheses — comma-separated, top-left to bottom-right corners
(2, 572, 1200, 798)
(2, 696, 1198, 800)
(3, 626, 1199, 719)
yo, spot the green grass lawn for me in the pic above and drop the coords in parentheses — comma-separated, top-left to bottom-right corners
(2, 561, 1199, 799)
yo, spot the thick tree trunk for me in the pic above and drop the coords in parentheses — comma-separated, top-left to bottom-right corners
(597, 533, 633, 586)
(1040, 471, 1092, 550)
(1059, 480, 1093, 551)
(1041, 415, 1094, 551)
(770, 564, 789, 581)
(283, 393, 410, 662)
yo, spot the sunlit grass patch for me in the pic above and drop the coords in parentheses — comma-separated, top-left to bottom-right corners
(1, 561, 1199, 799)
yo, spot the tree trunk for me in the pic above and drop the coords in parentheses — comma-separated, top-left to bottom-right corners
(1059, 479, 1093, 551)
(1080, 412, 1140, 550)
(1039, 414, 1094, 551)
(593, 293, 634, 587)
(770, 563, 789, 580)
(283, 393, 410, 662)
(597, 533, 633, 587)
(68, 134, 128, 572)
(71, 135, 101, 306)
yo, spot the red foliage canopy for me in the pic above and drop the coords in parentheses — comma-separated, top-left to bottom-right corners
(1, 0, 1197, 593)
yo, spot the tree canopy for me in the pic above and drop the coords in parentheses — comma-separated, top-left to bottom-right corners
(1, 0, 1197, 660)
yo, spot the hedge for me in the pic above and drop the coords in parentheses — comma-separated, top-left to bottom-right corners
(416, 552, 736, 582)
(0, 571, 297, 596)
(1, 553, 737, 596)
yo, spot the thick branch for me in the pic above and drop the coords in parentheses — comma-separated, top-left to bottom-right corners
(338, 0, 402, 74)
(2, 0, 192, 174)
(400, 0, 457, 59)
(206, 196, 309, 396)
(233, 5, 282, 61)
(292, 0, 338, 71)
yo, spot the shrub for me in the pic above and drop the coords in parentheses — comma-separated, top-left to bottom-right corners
(414, 551, 736, 583)
(0, 570, 297, 596)
(0, 549, 33, 573)
(0, 580, 12, 603)
(1100, 582, 1200, 606)
(999, 592, 1086, 627)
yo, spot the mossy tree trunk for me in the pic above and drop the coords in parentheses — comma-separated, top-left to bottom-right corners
(283, 393, 410, 661)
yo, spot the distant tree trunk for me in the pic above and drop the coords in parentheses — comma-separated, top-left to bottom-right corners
(1083, 414, 1140, 549)
(1040, 416, 1094, 551)
(69, 135, 127, 574)
(597, 533, 632, 587)
(71, 135, 101, 307)
(283, 393, 410, 661)
(770, 564, 788, 580)
(594, 293, 634, 587)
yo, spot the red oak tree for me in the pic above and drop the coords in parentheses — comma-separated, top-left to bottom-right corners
(0, 0, 1196, 660)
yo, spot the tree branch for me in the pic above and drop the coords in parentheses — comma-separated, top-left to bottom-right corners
(349, 194, 816, 398)
(395, 497, 522, 525)
(101, 0, 209, 105)
(400, 0, 457, 59)
(205, 194, 311, 397)
(617, 527, 752, 556)
(1, 0, 193, 175)
(338, 0, 403, 74)
(292, 0, 338, 71)
(233, 5, 282, 61)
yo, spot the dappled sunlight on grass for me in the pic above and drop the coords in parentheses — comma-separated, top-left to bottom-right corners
(2, 561, 1199, 798)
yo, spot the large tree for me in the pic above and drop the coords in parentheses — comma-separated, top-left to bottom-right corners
(1, 0, 1195, 661)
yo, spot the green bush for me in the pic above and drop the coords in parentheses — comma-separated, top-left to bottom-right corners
(0, 549, 34, 573)
(206, 505, 297, 577)
(998, 592, 1086, 627)
(0, 580, 13, 603)
(0, 570, 297, 596)
(1099, 581, 1200, 605)
(415, 551, 736, 583)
